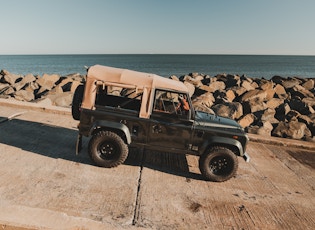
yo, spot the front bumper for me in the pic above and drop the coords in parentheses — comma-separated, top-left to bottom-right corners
(243, 152, 251, 162)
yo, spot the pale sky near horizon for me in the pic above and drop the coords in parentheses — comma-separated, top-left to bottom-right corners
(1, 0, 314, 55)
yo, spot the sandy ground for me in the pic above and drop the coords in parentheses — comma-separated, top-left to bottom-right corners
(0, 102, 314, 229)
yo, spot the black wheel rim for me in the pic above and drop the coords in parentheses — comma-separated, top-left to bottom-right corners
(209, 155, 233, 176)
(97, 141, 119, 160)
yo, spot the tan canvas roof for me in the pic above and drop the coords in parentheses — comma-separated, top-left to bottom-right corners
(86, 65, 188, 92)
(81, 65, 189, 118)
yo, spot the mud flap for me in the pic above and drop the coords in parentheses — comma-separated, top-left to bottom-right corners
(76, 134, 82, 155)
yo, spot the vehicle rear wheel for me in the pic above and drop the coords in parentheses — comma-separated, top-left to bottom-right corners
(71, 84, 84, 120)
(199, 146, 238, 182)
(88, 131, 128, 168)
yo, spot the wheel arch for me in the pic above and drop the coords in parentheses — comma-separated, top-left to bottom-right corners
(89, 120, 131, 144)
(199, 137, 244, 157)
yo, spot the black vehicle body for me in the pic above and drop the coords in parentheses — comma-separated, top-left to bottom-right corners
(73, 65, 249, 182)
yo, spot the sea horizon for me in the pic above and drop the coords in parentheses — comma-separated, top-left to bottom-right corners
(1, 53, 315, 57)
(1, 54, 314, 79)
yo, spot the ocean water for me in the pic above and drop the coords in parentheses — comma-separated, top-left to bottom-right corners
(0, 54, 314, 79)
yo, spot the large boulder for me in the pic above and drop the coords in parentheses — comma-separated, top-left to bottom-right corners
(250, 121, 274, 136)
(58, 77, 74, 91)
(192, 92, 215, 114)
(273, 84, 288, 99)
(241, 80, 257, 91)
(272, 120, 312, 140)
(212, 104, 234, 118)
(229, 86, 247, 97)
(266, 98, 284, 109)
(302, 97, 315, 108)
(2, 71, 22, 85)
(54, 92, 73, 107)
(260, 81, 274, 90)
(302, 79, 314, 90)
(243, 99, 267, 114)
(48, 85, 63, 95)
(238, 113, 255, 128)
(208, 80, 226, 92)
(257, 121, 274, 136)
(3, 86, 15, 95)
(193, 104, 215, 114)
(297, 114, 313, 125)
(192, 92, 215, 108)
(224, 89, 235, 102)
(212, 102, 243, 119)
(13, 73, 36, 91)
(260, 108, 279, 124)
(47, 91, 73, 107)
(36, 74, 61, 97)
(265, 88, 276, 100)
(289, 85, 314, 99)
(183, 75, 203, 88)
(281, 78, 302, 89)
(231, 102, 243, 119)
(25, 82, 40, 93)
(0, 83, 10, 93)
(14, 90, 34, 102)
(36, 73, 61, 90)
(241, 89, 267, 102)
(247, 126, 260, 135)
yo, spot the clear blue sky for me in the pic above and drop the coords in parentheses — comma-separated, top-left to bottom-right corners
(1, 0, 314, 55)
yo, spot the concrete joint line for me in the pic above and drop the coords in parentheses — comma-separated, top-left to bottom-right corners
(132, 149, 145, 226)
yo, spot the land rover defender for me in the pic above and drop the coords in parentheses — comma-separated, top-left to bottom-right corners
(72, 65, 249, 182)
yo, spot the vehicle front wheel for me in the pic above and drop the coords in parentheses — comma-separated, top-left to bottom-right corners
(199, 146, 238, 182)
(88, 131, 128, 168)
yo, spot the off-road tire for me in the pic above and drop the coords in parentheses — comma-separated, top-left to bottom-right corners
(199, 146, 238, 182)
(88, 131, 128, 168)
(72, 84, 84, 120)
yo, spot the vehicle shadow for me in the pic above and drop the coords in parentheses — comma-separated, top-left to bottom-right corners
(0, 117, 93, 165)
(0, 117, 203, 181)
(125, 148, 203, 181)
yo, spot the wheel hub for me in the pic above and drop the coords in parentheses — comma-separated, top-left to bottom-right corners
(101, 144, 114, 155)
(98, 142, 117, 160)
(210, 156, 231, 175)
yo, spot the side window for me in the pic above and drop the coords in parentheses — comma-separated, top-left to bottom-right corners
(95, 85, 142, 111)
(153, 90, 190, 116)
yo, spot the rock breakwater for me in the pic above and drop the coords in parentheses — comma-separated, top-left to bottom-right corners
(0, 69, 314, 142)
(0, 70, 84, 107)
(173, 73, 315, 142)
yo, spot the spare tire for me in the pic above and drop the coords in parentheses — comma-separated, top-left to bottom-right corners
(72, 84, 84, 120)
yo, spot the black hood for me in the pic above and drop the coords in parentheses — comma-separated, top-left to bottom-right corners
(195, 111, 243, 130)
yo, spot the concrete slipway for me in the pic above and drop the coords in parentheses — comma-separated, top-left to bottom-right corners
(0, 99, 314, 230)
